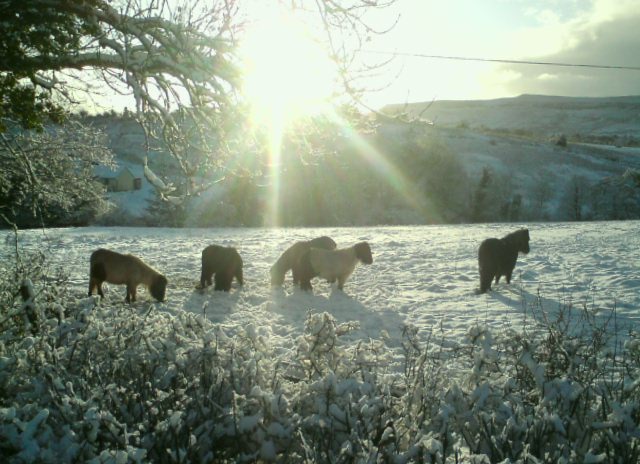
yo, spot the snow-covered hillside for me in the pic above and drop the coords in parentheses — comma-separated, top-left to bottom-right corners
(89, 95, 640, 224)
(10, 222, 639, 356)
(383, 94, 640, 139)
(424, 125, 640, 220)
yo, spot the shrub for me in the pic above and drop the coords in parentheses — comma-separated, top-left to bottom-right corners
(556, 134, 568, 147)
(1, 253, 638, 462)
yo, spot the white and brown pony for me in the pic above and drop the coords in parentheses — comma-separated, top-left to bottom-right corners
(294, 241, 373, 292)
(270, 236, 337, 286)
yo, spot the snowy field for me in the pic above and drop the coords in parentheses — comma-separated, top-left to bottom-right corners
(6, 221, 639, 360)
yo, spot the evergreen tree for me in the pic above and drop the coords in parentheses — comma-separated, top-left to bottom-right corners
(472, 167, 493, 223)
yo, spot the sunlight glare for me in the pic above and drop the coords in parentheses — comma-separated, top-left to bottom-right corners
(325, 109, 442, 222)
(239, 11, 337, 226)
(239, 12, 336, 126)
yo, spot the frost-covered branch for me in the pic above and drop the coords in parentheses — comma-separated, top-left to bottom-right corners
(0, 119, 114, 227)
(307, 0, 401, 111)
(1, 0, 240, 129)
(1, 0, 402, 203)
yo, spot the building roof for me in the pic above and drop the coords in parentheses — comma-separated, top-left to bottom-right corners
(94, 163, 143, 179)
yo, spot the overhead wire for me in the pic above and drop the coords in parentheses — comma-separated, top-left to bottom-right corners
(359, 50, 640, 72)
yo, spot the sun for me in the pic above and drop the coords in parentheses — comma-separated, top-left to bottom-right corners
(239, 12, 337, 127)
(238, 11, 338, 226)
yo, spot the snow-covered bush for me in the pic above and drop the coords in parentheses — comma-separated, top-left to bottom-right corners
(0, 120, 114, 228)
(1, 254, 638, 462)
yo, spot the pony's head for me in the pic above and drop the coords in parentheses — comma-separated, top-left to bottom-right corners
(507, 228, 530, 254)
(270, 263, 285, 286)
(150, 274, 168, 302)
(354, 242, 373, 264)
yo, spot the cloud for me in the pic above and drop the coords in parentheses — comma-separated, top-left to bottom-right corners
(537, 73, 558, 81)
(501, 2, 640, 97)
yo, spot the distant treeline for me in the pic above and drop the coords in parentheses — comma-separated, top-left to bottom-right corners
(144, 128, 640, 227)
(5, 112, 640, 229)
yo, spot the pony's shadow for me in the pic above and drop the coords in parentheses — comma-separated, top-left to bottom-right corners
(269, 285, 406, 347)
(183, 283, 244, 323)
(489, 282, 638, 336)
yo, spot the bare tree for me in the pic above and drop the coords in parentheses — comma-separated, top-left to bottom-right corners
(0, 119, 114, 227)
(560, 175, 590, 221)
(530, 170, 554, 220)
(303, 0, 400, 111)
(591, 170, 640, 220)
(1, 0, 400, 203)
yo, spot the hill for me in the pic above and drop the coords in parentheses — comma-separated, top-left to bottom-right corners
(93, 95, 640, 224)
(376, 94, 640, 222)
(382, 94, 640, 144)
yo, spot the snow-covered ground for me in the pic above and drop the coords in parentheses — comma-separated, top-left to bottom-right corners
(6, 221, 639, 364)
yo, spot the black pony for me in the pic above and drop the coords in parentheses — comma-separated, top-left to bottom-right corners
(200, 245, 243, 291)
(478, 228, 530, 294)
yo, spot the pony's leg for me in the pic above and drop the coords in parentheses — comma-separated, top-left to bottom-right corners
(97, 282, 104, 298)
(214, 272, 233, 291)
(295, 250, 316, 291)
(126, 283, 137, 303)
(505, 271, 513, 284)
(479, 272, 493, 293)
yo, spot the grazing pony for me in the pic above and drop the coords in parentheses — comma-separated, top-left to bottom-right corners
(295, 241, 373, 292)
(200, 245, 244, 291)
(89, 249, 167, 303)
(478, 228, 530, 294)
(270, 236, 337, 286)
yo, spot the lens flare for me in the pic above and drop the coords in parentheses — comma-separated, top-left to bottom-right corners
(239, 12, 335, 128)
(324, 109, 441, 222)
(239, 11, 338, 226)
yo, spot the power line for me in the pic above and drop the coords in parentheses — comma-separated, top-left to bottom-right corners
(360, 50, 640, 71)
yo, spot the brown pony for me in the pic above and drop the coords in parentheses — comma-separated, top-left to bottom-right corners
(478, 228, 530, 294)
(295, 242, 373, 292)
(88, 249, 167, 302)
(270, 236, 337, 286)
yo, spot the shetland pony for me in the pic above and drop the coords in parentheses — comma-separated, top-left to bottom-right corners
(478, 228, 530, 294)
(295, 242, 373, 292)
(89, 249, 167, 302)
(270, 236, 337, 286)
(200, 245, 244, 291)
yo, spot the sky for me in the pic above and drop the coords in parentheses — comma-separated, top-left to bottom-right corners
(83, 0, 640, 114)
(360, 0, 640, 106)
